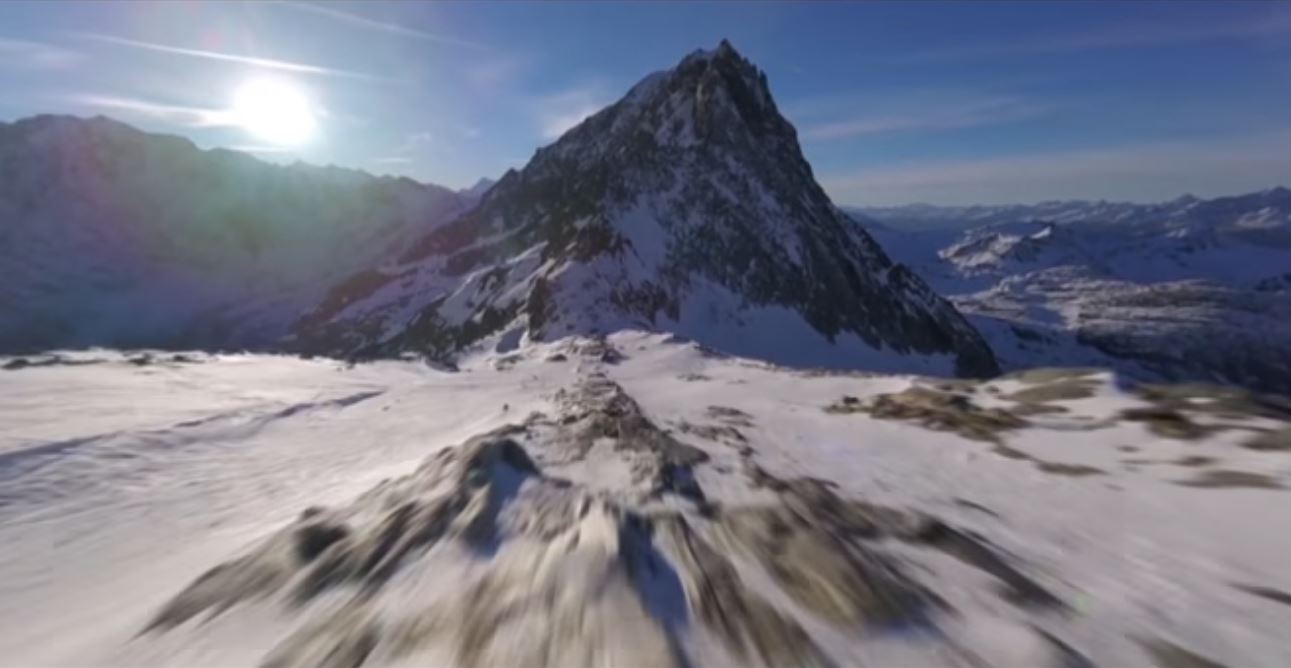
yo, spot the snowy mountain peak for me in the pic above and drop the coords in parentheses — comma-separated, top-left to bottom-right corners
(678, 38, 745, 70)
(533, 40, 788, 163)
(292, 43, 1000, 378)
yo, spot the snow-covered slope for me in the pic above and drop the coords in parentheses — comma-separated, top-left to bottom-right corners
(291, 42, 998, 377)
(860, 189, 1291, 394)
(0, 115, 469, 353)
(3, 333, 1289, 667)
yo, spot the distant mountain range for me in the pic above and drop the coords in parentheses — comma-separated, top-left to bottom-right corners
(458, 177, 496, 202)
(0, 115, 471, 352)
(845, 188, 1291, 233)
(858, 189, 1291, 393)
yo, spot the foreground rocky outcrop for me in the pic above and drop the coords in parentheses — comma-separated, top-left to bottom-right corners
(141, 370, 1066, 667)
(3, 333, 1289, 666)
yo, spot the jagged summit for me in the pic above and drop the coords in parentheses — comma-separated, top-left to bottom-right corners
(291, 42, 1000, 377)
(538, 39, 791, 161)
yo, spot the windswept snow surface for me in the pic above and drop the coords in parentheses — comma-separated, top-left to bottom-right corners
(2, 333, 1290, 666)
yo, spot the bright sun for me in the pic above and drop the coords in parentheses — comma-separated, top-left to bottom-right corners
(232, 78, 317, 146)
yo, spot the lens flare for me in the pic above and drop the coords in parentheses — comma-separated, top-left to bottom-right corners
(231, 78, 317, 146)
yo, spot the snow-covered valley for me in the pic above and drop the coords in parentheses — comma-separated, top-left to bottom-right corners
(861, 190, 1291, 395)
(3, 332, 1289, 667)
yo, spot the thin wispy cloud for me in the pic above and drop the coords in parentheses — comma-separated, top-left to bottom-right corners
(0, 37, 80, 70)
(801, 95, 1048, 141)
(901, 12, 1291, 61)
(77, 33, 391, 82)
(276, 1, 490, 50)
(401, 131, 434, 150)
(71, 94, 234, 128)
(821, 131, 1291, 206)
(463, 56, 528, 94)
(367, 131, 435, 168)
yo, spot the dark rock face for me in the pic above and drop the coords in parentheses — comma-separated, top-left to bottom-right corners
(292, 41, 999, 377)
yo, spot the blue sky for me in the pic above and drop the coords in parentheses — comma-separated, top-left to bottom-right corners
(2, 0, 1290, 205)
